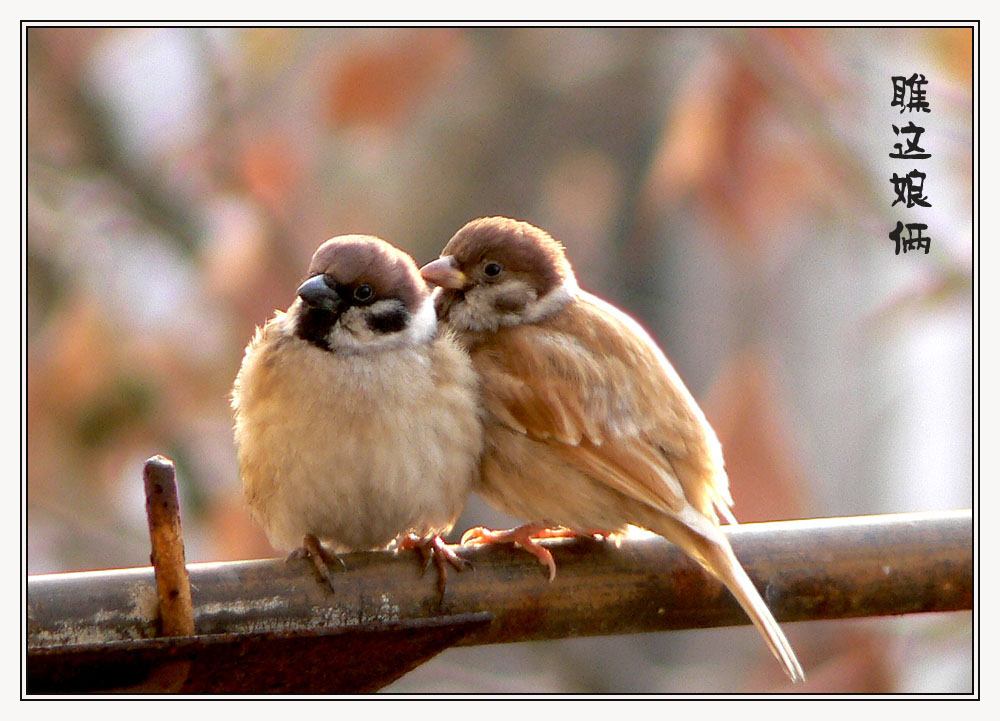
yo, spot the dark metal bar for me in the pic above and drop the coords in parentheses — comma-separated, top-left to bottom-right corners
(27, 510, 971, 693)
(27, 614, 493, 694)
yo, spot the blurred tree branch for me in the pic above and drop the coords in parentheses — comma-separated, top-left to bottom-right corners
(28, 31, 203, 254)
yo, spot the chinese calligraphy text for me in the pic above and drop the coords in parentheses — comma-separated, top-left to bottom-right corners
(889, 73, 932, 254)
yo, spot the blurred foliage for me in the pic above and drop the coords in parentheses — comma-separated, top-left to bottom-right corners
(25, 26, 973, 693)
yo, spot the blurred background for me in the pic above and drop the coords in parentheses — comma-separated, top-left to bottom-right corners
(25, 26, 972, 693)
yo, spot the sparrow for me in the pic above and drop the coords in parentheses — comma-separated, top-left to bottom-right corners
(420, 216, 804, 682)
(231, 234, 483, 591)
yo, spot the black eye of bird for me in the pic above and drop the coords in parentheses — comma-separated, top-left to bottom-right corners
(483, 262, 502, 278)
(353, 284, 375, 303)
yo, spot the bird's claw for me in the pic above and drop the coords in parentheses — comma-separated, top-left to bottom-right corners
(460, 524, 566, 582)
(287, 534, 345, 592)
(398, 533, 470, 598)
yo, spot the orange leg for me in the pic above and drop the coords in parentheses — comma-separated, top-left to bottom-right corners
(398, 533, 471, 598)
(286, 533, 345, 592)
(531, 527, 624, 545)
(460, 525, 621, 581)
(461, 524, 575, 581)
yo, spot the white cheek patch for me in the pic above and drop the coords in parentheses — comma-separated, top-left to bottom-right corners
(447, 277, 579, 332)
(326, 297, 437, 354)
(404, 296, 438, 346)
(445, 283, 526, 333)
(522, 276, 578, 324)
(490, 279, 538, 328)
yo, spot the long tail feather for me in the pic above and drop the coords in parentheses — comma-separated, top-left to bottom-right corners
(650, 512, 805, 683)
(696, 532, 805, 683)
(710, 542, 803, 682)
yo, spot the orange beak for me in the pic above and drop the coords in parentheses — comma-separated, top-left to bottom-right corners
(420, 256, 468, 290)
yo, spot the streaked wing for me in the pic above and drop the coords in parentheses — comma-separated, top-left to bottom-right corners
(470, 291, 729, 520)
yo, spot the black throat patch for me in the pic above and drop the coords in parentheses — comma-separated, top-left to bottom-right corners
(295, 307, 337, 350)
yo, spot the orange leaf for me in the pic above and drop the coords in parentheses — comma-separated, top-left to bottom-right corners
(326, 29, 462, 128)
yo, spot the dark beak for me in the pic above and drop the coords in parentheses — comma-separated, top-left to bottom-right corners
(420, 256, 468, 290)
(297, 275, 343, 313)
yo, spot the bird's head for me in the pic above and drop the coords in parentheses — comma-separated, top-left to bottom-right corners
(419, 217, 578, 333)
(293, 235, 435, 354)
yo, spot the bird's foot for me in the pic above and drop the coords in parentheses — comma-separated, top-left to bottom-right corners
(460, 524, 578, 582)
(286, 534, 345, 592)
(397, 533, 471, 598)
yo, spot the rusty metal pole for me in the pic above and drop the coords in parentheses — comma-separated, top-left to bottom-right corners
(133, 455, 195, 692)
(143, 456, 195, 638)
(27, 509, 972, 693)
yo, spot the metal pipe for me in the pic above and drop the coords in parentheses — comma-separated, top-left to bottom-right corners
(27, 510, 972, 693)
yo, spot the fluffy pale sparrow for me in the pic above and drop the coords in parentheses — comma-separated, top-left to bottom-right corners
(232, 234, 483, 590)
